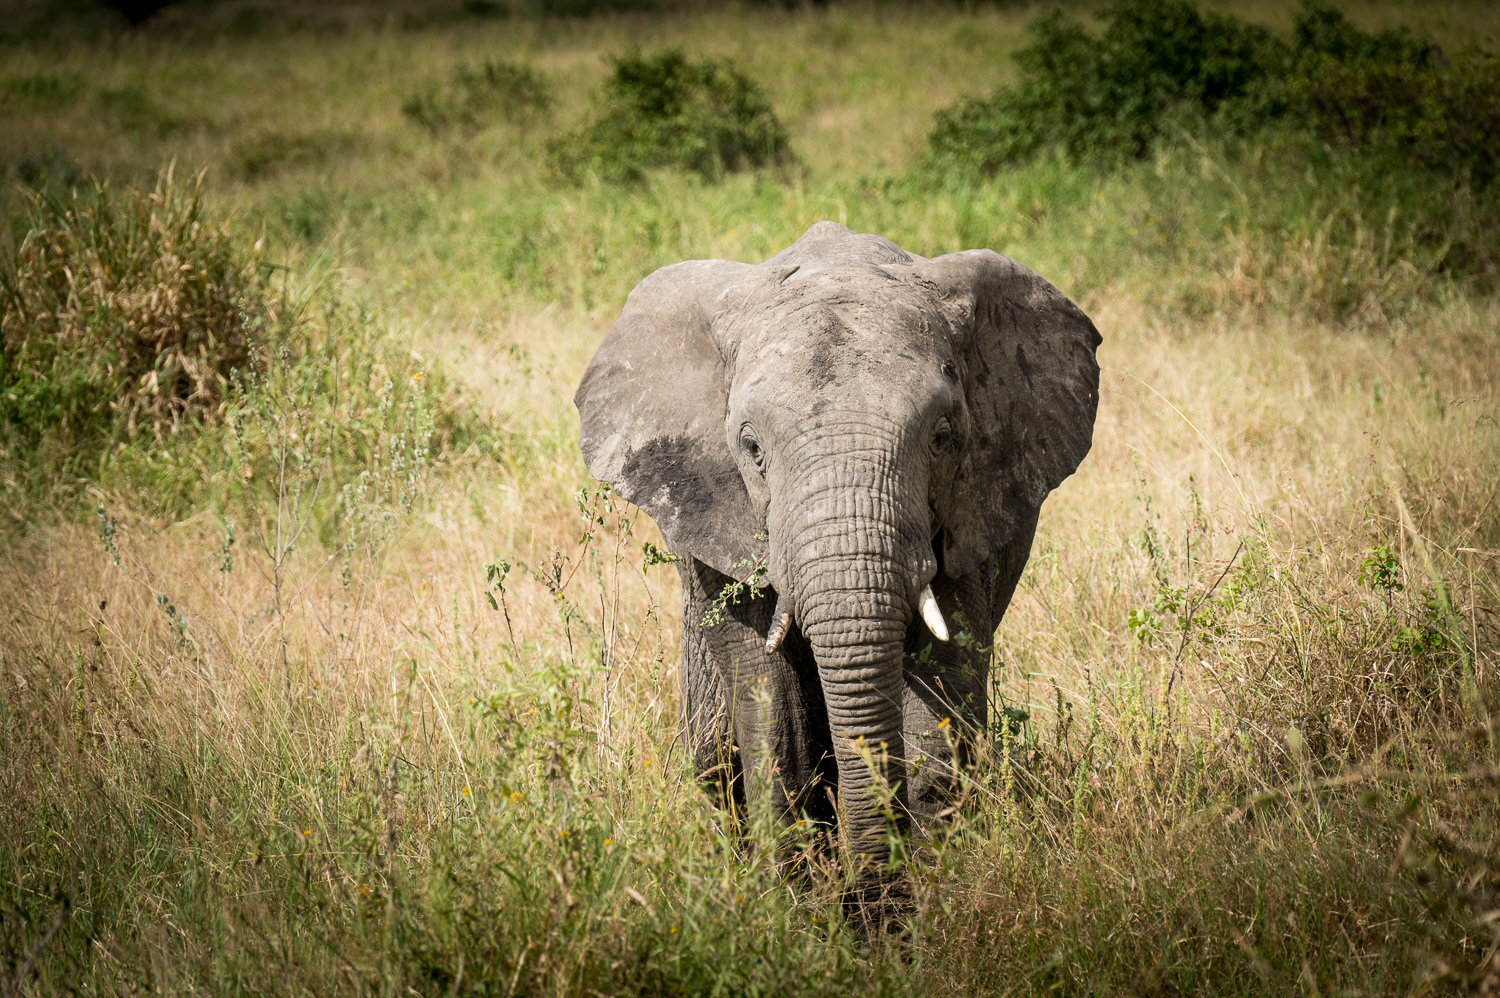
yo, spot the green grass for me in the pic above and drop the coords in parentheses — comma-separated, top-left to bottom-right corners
(2, 2, 1499, 995)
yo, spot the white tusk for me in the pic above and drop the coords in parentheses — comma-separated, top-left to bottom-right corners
(764, 593, 792, 655)
(919, 585, 949, 642)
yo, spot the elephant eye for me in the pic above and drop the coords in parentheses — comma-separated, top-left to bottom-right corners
(740, 426, 764, 469)
(932, 417, 954, 452)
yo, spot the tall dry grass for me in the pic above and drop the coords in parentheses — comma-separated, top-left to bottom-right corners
(3, 280, 1495, 993)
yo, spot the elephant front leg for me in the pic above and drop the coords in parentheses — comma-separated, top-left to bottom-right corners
(676, 558, 836, 828)
(902, 568, 991, 828)
(902, 514, 1037, 828)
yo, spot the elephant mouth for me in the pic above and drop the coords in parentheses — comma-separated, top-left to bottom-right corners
(762, 579, 949, 655)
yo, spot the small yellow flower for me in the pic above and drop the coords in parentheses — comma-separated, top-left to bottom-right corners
(510, 792, 523, 803)
(303, 829, 312, 836)
(461, 787, 470, 797)
(669, 927, 677, 934)
(604, 838, 613, 846)
(938, 717, 951, 729)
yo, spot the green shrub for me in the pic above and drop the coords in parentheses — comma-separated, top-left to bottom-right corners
(93, 83, 184, 138)
(401, 59, 553, 134)
(549, 49, 790, 184)
(928, 0, 1498, 185)
(1287, 38, 1500, 189)
(928, 0, 1286, 170)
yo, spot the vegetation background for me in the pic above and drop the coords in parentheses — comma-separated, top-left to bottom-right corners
(1, 0, 1497, 994)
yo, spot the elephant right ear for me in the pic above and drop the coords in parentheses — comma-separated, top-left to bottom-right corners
(575, 260, 768, 579)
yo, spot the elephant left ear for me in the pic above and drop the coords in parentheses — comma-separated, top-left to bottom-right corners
(906, 250, 1102, 579)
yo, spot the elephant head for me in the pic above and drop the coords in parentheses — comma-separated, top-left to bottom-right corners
(576, 221, 1100, 866)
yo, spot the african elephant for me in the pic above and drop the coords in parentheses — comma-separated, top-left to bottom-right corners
(575, 221, 1100, 892)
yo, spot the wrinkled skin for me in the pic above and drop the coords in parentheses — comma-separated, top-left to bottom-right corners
(575, 222, 1101, 897)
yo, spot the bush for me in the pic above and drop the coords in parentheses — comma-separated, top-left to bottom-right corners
(401, 59, 553, 134)
(928, 0, 1286, 169)
(928, 0, 1498, 186)
(1288, 36, 1500, 189)
(0, 168, 486, 516)
(549, 49, 790, 183)
(0, 168, 279, 471)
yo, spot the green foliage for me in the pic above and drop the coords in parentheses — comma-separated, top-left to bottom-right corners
(0, 168, 487, 526)
(1358, 542, 1403, 593)
(1127, 580, 1222, 648)
(220, 329, 437, 573)
(1393, 586, 1453, 660)
(930, 0, 1285, 168)
(549, 49, 790, 184)
(699, 557, 767, 628)
(929, 0, 1499, 189)
(640, 540, 677, 567)
(1288, 34, 1500, 189)
(401, 58, 553, 135)
(93, 84, 184, 138)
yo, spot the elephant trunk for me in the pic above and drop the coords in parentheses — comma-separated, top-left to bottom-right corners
(799, 595, 909, 869)
(769, 448, 934, 873)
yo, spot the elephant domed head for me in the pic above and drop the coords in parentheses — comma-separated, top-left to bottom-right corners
(576, 221, 1100, 864)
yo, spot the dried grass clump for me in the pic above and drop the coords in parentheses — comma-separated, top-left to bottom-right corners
(1, 167, 279, 449)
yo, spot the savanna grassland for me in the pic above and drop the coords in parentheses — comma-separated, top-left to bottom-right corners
(2, 1, 1498, 994)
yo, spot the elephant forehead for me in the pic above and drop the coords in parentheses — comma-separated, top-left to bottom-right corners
(740, 297, 951, 374)
(740, 312, 950, 404)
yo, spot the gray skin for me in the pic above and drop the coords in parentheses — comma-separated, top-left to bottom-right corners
(575, 222, 1100, 890)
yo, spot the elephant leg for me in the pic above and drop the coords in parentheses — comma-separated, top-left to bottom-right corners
(901, 568, 991, 827)
(677, 559, 739, 812)
(677, 558, 836, 827)
(902, 512, 1039, 827)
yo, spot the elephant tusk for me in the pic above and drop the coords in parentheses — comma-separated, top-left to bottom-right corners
(919, 585, 949, 642)
(764, 593, 792, 655)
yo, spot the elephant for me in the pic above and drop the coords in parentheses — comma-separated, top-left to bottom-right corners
(574, 221, 1100, 897)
